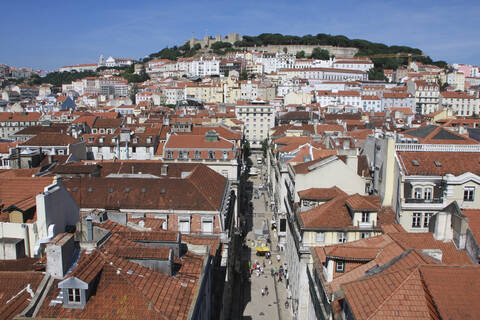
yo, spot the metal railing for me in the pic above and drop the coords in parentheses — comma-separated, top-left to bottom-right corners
(395, 143, 480, 152)
(404, 197, 443, 204)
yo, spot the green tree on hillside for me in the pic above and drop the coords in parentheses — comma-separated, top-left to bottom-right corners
(310, 48, 330, 60)
(368, 68, 387, 81)
(296, 51, 306, 59)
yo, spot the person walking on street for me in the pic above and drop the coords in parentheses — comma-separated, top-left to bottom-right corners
(277, 254, 281, 263)
(264, 285, 269, 296)
(261, 288, 265, 296)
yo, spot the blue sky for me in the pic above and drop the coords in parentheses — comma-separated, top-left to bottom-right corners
(1, 0, 479, 70)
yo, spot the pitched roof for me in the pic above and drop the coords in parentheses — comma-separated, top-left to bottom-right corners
(420, 265, 480, 319)
(0, 177, 53, 218)
(165, 133, 234, 149)
(388, 232, 473, 265)
(462, 209, 480, 241)
(21, 133, 79, 146)
(0, 271, 45, 320)
(343, 267, 433, 320)
(92, 117, 123, 129)
(397, 151, 480, 176)
(403, 125, 479, 144)
(292, 154, 338, 174)
(297, 194, 387, 230)
(345, 194, 379, 211)
(38, 250, 203, 320)
(297, 186, 347, 201)
(64, 164, 227, 212)
(343, 265, 480, 320)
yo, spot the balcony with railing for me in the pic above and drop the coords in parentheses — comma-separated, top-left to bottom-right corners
(402, 197, 446, 210)
(404, 197, 443, 204)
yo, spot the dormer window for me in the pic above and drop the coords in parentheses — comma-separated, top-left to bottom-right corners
(68, 288, 81, 303)
(414, 187, 422, 199)
(194, 150, 200, 159)
(361, 212, 369, 223)
(208, 151, 215, 159)
(166, 151, 173, 159)
(424, 188, 432, 200)
(336, 261, 345, 273)
(464, 187, 475, 201)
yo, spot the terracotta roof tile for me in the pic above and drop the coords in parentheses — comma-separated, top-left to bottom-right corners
(0, 271, 45, 320)
(297, 186, 347, 201)
(64, 164, 227, 212)
(21, 133, 79, 146)
(397, 151, 480, 176)
(462, 209, 480, 241)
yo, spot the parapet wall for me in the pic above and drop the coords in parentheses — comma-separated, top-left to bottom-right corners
(248, 45, 358, 57)
(186, 34, 359, 58)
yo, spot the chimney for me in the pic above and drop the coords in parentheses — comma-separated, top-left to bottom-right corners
(86, 217, 93, 242)
(16, 147, 21, 169)
(46, 233, 75, 279)
(161, 164, 168, 176)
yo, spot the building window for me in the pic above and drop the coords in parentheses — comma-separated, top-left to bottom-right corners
(201, 217, 214, 234)
(208, 151, 215, 159)
(178, 217, 190, 233)
(424, 187, 432, 200)
(315, 232, 325, 243)
(361, 212, 369, 223)
(194, 150, 200, 159)
(412, 213, 422, 228)
(68, 288, 81, 303)
(166, 151, 173, 159)
(464, 187, 475, 201)
(414, 187, 422, 199)
(424, 213, 433, 228)
(223, 151, 228, 160)
(338, 232, 347, 243)
(336, 261, 345, 273)
(361, 232, 370, 239)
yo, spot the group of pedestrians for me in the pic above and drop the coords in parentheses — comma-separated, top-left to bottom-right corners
(251, 260, 267, 277)
(270, 264, 287, 282)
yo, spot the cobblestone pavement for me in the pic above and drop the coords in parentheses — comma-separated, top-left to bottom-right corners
(241, 169, 292, 320)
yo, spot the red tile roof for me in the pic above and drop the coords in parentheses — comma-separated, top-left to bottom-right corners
(21, 133, 79, 146)
(165, 134, 234, 149)
(0, 271, 45, 320)
(462, 209, 480, 241)
(397, 151, 480, 176)
(297, 186, 347, 201)
(64, 164, 227, 212)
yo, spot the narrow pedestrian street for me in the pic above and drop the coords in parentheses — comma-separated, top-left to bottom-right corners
(237, 154, 291, 320)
